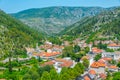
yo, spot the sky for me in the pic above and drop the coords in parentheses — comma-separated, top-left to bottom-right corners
(0, 0, 120, 13)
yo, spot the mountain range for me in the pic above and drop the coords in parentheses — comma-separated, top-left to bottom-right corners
(11, 6, 110, 35)
(60, 7, 120, 42)
(0, 6, 120, 57)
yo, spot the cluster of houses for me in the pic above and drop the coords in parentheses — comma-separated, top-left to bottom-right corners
(25, 41, 64, 60)
(79, 42, 120, 80)
(25, 40, 120, 80)
(41, 58, 76, 73)
(25, 41, 77, 73)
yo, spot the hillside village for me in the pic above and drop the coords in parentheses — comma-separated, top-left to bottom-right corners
(0, 2, 120, 79)
(24, 39, 120, 80)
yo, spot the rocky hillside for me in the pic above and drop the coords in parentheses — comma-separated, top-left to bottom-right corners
(11, 6, 108, 35)
(60, 7, 120, 42)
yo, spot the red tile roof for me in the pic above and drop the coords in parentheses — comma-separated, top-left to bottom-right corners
(108, 65, 118, 69)
(92, 47, 102, 53)
(102, 57, 112, 61)
(99, 73, 106, 79)
(33, 52, 61, 57)
(84, 75, 90, 80)
(98, 59, 105, 64)
(55, 58, 73, 67)
(108, 43, 120, 47)
(89, 70, 96, 75)
(41, 58, 73, 68)
(91, 61, 106, 68)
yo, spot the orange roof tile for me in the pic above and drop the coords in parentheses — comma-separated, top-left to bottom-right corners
(89, 70, 96, 75)
(33, 52, 61, 57)
(99, 73, 106, 79)
(108, 43, 120, 47)
(98, 59, 105, 64)
(91, 61, 105, 68)
(108, 65, 118, 69)
(55, 58, 73, 67)
(102, 57, 112, 61)
(84, 76, 90, 80)
(92, 47, 102, 53)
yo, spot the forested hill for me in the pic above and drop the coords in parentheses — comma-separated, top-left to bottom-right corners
(60, 7, 120, 42)
(0, 10, 45, 57)
(11, 7, 108, 35)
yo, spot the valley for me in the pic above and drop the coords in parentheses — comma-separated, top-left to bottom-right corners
(0, 5, 120, 80)
(11, 6, 109, 35)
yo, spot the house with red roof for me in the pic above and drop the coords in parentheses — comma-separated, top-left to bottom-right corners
(88, 69, 96, 79)
(33, 51, 62, 60)
(90, 61, 106, 74)
(99, 73, 106, 80)
(92, 47, 103, 54)
(107, 65, 118, 72)
(79, 70, 97, 80)
(84, 75, 90, 80)
(107, 43, 120, 50)
(41, 58, 76, 73)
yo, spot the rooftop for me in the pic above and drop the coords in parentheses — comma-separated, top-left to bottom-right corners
(102, 57, 112, 61)
(89, 69, 96, 75)
(99, 73, 106, 79)
(84, 75, 90, 80)
(91, 61, 106, 68)
(41, 58, 74, 68)
(33, 51, 61, 57)
(92, 47, 103, 54)
(108, 65, 118, 69)
(108, 43, 120, 47)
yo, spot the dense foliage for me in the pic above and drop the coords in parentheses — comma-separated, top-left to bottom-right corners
(0, 10, 45, 58)
(62, 46, 88, 61)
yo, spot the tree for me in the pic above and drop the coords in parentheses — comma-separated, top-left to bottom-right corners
(74, 63, 85, 75)
(82, 59, 89, 68)
(41, 71, 51, 80)
(94, 54, 101, 61)
(38, 65, 53, 77)
(67, 68, 78, 79)
(97, 42, 107, 50)
(113, 72, 120, 80)
(74, 45, 80, 53)
(109, 59, 116, 65)
(23, 73, 31, 80)
(23, 66, 39, 80)
(62, 46, 74, 57)
(38, 56, 42, 62)
(106, 48, 114, 52)
(50, 69, 58, 80)
(60, 72, 70, 80)
(84, 47, 90, 53)
(117, 62, 120, 68)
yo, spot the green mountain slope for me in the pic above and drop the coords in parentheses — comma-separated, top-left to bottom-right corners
(0, 10, 45, 57)
(11, 6, 108, 35)
(60, 7, 120, 42)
